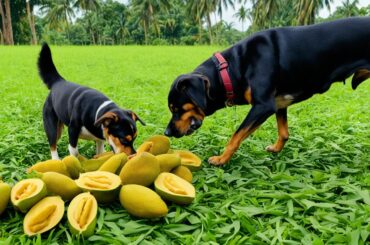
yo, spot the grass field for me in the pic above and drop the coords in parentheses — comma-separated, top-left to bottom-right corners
(0, 45, 369, 244)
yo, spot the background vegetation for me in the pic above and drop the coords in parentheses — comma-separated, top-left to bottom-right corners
(0, 0, 369, 46)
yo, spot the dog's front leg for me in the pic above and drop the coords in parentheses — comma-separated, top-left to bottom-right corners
(266, 108, 289, 153)
(68, 127, 80, 156)
(209, 103, 275, 166)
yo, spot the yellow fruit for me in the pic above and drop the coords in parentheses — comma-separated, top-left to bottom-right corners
(156, 154, 181, 173)
(173, 150, 202, 171)
(77, 155, 88, 162)
(146, 135, 170, 155)
(119, 185, 168, 218)
(98, 153, 127, 174)
(27, 159, 70, 176)
(81, 158, 107, 172)
(67, 192, 97, 237)
(0, 181, 11, 216)
(155, 173, 195, 205)
(93, 151, 114, 159)
(11, 179, 47, 213)
(119, 152, 160, 186)
(75, 171, 121, 203)
(23, 196, 64, 236)
(136, 141, 153, 154)
(62, 155, 84, 179)
(171, 166, 192, 183)
(40, 172, 81, 201)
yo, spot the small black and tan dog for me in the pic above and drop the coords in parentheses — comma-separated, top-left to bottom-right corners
(38, 43, 145, 159)
(165, 17, 370, 166)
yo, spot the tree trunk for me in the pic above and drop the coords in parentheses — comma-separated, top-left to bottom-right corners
(4, 0, 13, 45)
(206, 13, 213, 45)
(26, 0, 37, 45)
(0, 0, 8, 44)
(198, 17, 202, 44)
(143, 20, 148, 45)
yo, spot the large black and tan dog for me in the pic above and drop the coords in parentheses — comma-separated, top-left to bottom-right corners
(165, 17, 370, 166)
(38, 43, 144, 159)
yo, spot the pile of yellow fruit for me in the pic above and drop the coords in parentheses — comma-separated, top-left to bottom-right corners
(0, 135, 201, 237)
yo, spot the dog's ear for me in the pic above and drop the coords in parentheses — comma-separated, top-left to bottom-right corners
(94, 112, 119, 127)
(127, 110, 146, 126)
(175, 74, 210, 111)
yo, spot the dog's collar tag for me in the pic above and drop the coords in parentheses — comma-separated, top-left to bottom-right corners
(95, 100, 113, 121)
(213, 52, 235, 107)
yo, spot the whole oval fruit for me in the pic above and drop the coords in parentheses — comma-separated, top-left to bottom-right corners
(119, 184, 168, 218)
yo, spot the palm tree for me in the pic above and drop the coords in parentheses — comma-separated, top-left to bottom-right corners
(116, 11, 130, 45)
(336, 0, 359, 17)
(131, 0, 170, 45)
(233, 6, 248, 32)
(295, 0, 333, 25)
(40, 0, 75, 29)
(26, 0, 37, 45)
(40, 0, 75, 44)
(251, 0, 279, 30)
(74, 0, 100, 11)
(187, 0, 216, 44)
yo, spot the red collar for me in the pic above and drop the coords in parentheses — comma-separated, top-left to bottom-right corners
(213, 52, 235, 106)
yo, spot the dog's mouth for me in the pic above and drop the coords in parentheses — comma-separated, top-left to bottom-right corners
(109, 145, 115, 153)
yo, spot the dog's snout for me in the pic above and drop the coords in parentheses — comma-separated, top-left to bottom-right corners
(190, 119, 202, 130)
(164, 127, 172, 137)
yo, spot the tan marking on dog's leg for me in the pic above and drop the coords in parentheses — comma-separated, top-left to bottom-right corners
(266, 109, 288, 153)
(209, 126, 257, 166)
(244, 87, 252, 104)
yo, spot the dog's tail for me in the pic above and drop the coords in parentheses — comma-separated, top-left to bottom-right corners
(38, 43, 63, 89)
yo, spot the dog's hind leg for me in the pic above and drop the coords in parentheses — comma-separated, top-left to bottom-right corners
(43, 96, 63, 160)
(266, 108, 289, 153)
(352, 69, 370, 90)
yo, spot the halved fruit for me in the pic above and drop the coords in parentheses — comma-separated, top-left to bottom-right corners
(155, 173, 195, 205)
(156, 154, 181, 173)
(173, 150, 202, 171)
(75, 171, 121, 203)
(27, 160, 70, 176)
(67, 192, 97, 237)
(40, 172, 81, 201)
(0, 181, 11, 216)
(136, 141, 153, 154)
(23, 196, 64, 236)
(171, 166, 192, 183)
(119, 152, 160, 187)
(146, 135, 170, 155)
(11, 179, 47, 213)
(119, 184, 168, 218)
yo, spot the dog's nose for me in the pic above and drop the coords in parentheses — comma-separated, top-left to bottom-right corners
(164, 127, 172, 137)
(190, 119, 202, 130)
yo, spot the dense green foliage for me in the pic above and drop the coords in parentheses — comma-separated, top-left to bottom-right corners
(1, 0, 369, 45)
(0, 46, 369, 244)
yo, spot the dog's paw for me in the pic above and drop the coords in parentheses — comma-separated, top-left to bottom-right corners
(208, 156, 228, 166)
(265, 144, 281, 153)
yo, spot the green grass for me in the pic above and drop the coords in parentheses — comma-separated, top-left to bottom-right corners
(0, 45, 369, 244)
